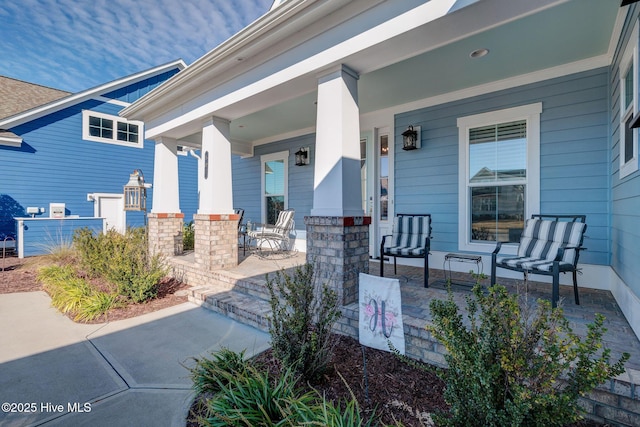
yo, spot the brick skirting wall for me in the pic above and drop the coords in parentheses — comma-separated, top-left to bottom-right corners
(304, 216, 371, 305)
(147, 213, 184, 257)
(194, 213, 240, 271)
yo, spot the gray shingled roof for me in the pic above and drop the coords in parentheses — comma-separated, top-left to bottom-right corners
(0, 76, 70, 121)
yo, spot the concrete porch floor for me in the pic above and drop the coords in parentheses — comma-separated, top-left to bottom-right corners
(178, 248, 640, 371)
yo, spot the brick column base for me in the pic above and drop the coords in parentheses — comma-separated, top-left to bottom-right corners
(148, 213, 184, 257)
(304, 216, 371, 305)
(194, 214, 239, 271)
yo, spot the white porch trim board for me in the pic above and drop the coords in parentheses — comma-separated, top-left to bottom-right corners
(152, 137, 180, 213)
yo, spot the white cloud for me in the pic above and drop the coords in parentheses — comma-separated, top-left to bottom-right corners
(0, 0, 272, 92)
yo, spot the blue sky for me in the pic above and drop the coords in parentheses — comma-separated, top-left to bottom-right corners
(0, 0, 274, 93)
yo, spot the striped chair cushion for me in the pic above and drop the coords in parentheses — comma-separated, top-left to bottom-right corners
(386, 215, 430, 256)
(498, 218, 586, 272)
(274, 209, 295, 231)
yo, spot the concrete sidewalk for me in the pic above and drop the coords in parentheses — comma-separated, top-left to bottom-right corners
(0, 292, 270, 427)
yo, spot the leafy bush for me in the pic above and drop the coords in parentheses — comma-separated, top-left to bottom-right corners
(183, 221, 195, 251)
(428, 284, 629, 427)
(73, 227, 167, 303)
(204, 366, 317, 426)
(38, 265, 119, 321)
(266, 263, 341, 381)
(188, 347, 249, 395)
(189, 347, 375, 427)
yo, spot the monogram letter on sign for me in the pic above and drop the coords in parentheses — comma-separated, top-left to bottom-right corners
(358, 273, 405, 354)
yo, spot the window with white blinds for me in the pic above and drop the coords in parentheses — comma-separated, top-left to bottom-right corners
(457, 103, 541, 253)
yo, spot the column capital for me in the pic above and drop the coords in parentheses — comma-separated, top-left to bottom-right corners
(316, 64, 359, 83)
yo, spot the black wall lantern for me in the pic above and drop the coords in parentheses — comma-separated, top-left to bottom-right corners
(295, 147, 310, 166)
(402, 125, 420, 151)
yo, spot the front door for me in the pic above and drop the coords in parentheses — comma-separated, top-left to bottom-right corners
(365, 127, 393, 257)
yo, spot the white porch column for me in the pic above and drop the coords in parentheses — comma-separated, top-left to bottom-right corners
(152, 137, 180, 213)
(311, 65, 364, 217)
(148, 137, 183, 257)
(198, 117, 234, 214)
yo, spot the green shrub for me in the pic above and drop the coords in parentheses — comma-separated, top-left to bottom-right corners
(188, 347, 375, 427)
(204, 366, 317, 427)
(183, 221, 195, 251)
(266, 263, 341, 382)
(38, 265, 119, 321)
(428, 284, 629, 427)
(73, 227, 167, 303)
(188, 347, 249, 395)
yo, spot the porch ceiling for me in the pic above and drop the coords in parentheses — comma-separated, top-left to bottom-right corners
(222, 0, 618, 146)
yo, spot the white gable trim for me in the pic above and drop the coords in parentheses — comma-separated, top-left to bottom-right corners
(93, 96, 131, 107)
(0, 133, 22, 147)
(0, 59, 186, 130)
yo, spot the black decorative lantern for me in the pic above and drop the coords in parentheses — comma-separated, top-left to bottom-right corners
(295, 147, 309, 166)
(402, 125, 418, 151)
(124, 169, 147, 211)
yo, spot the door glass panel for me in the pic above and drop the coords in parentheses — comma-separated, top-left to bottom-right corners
(379, 135, 388, 221)
(264, 159, 285, 224)
(361, 138, 367, 213)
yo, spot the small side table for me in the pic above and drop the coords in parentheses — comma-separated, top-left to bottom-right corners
(444, 253, 483, 286)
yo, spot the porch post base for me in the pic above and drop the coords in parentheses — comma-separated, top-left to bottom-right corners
(194, 213, 240, 271)
(148, 213, 184, 257)
(304, 216, 371, 305)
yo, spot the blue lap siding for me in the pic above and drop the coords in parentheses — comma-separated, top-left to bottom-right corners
(0, 67, 198, 253)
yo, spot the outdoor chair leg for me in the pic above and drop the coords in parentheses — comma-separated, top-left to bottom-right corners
(380, 254, 385, 277)
(552, 262, 560, 308)
(572, 270, 580, 305)
(424, 253, 429, 288)
(393, 256, 397, 274)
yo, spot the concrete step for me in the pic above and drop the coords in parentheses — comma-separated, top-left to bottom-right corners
(188, 283, 272, 332)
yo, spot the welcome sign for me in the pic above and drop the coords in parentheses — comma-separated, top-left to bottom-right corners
(358, 273, 405, 355)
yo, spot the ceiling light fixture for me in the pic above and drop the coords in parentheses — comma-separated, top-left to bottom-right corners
(469, 48, 489, 59)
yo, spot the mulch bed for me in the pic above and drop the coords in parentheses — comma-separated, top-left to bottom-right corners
(0, 255, 190, 322)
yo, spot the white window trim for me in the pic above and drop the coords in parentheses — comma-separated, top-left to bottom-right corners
(82, 110, 144, 149)
(260, 150, 289, 224)
(619, 22, 639, 179)
(457, 103, 542, 254)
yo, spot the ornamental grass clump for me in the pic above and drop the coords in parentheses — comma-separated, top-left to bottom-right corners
(428, 284, 629, 427)
(266, 263, 341, 382)
(187, 347, 375, 427)
(38, 265, 119, 321)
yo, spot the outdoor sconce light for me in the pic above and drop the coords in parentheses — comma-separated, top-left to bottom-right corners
(124, 169, 147, 211)
(295, 147, 310, 166)
(402, 125, 420, 151)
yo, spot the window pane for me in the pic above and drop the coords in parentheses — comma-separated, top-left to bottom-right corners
(471, 185, 524, 243)
(118, 122, 127, 131)
(625, 115, 635, 164)
(265, 160, 284, 195)
(117, 131, 127, 141)
(89, 126, 100, 137)
(102, 129, 113, 139)
(470, 121, 526, 183)
(129, 133, 138, 143)
(89, 116, 101, 126)
(265, 196, 284, 225)
(102, 119, 113, 129)
(625, 63, 634, 110)
(379, 135, 388, 221)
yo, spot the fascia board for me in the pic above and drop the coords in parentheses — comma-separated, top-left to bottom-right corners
(0, 59, 186, 130)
